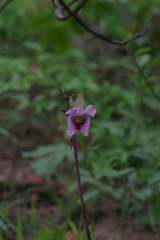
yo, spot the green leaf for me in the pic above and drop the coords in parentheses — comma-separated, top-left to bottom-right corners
(25, 143, 72, 176)
(95, 168, 134, 178)
(83, 190, 100, 202)
(137, 54, 150, 67)
(35, 227, 54, 240)
(132, 190, 145, 201)
(0, 127, 13, 138)
(67, 219, 77, 237)
(148, 172, 160, 187)
(81, 175, 103, 188)
(16, 206, 23, 240)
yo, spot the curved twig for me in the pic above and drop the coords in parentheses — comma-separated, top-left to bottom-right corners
(0, 0, 12, 12)
(53, 0, 88, 20)
(51, 0, 56, 7)
(53, 0, 145, 45)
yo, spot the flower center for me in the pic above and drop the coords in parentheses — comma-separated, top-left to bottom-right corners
(74, 118, 83, 124)
(72, 114, 86, 124)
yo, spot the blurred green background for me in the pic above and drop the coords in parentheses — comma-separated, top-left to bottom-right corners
(0, 0, 160, 239)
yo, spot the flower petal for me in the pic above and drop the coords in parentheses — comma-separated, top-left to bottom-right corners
(84, 105, 96, 117)
(79, 115, 90, 137)
(66, 114, 77, 136)
(76, 93, 84, 108)
(66, 107, 77, 115)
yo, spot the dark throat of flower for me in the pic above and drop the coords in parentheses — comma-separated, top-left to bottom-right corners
(73, 114, 87, 125)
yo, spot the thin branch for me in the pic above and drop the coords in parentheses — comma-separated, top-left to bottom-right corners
(73, 0, 88, 13)
(52, 0, 88, 20)
(132, 52, 160, 102)
(55, 0, 145, 45)
(61, 87, 70, 110)
(51, 0, 56, 7)
(0, 0, 12, 12)
(68, 0, 77, 7)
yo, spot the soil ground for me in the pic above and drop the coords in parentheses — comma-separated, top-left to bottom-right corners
(94, 198, 152, 240)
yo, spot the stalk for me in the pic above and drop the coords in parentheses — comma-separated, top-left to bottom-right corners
(72, 134, 92, 240)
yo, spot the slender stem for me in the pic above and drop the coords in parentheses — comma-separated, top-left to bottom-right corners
(72, 134, 92, 240)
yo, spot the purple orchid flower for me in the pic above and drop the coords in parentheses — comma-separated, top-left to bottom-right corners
(66, 93, 96, 137)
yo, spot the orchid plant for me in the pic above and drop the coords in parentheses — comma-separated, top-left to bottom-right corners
(65, 92, 96, 240)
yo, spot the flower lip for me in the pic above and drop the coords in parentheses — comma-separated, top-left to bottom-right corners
(72, 113, 87, 125)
